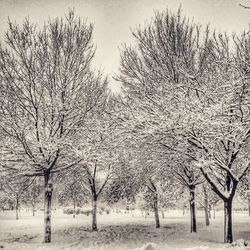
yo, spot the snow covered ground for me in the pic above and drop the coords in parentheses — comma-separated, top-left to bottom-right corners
(0, 209, 250, 250)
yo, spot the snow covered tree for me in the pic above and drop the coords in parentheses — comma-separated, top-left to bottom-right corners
(188, 32, 250, 243)
(57, 169, 88, 218)
(117, 6, 209, 232)
(202, 184, 210, 226)
(117, 7, 250, 243)
(107, 160, 141, 205)
(238, 171, 250, 216)
(82, 163, 113, 231)
(73, 107, 120, 231)
(1, 174, 31, 219)
(172, 158, 204, 232)
(107, 134, 183, 229)
(195, 184, 214, 226)
(0, 10, 108, 243)
(27, 177, 43, 216)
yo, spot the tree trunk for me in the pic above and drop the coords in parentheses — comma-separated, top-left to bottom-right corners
(189, 186, 197, 233)
(224, 199, 233, 243)
(44, 173, 53, 243)
(248, 198, 250, 216)
(92, 195, 98, 231)
(16, 197, 19, 220)
(161, 209, 165, 219)
(153, 194, 160, 228)
(208, 204, 212, 219)
(203, 187, 209, 226)
(213, 204, 216, 219)
(32, 201, 35, 216)
(73, 200, 76, 219)
(204, 205, 209, 226)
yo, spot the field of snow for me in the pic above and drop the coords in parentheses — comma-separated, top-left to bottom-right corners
(0, 209, 250, 250)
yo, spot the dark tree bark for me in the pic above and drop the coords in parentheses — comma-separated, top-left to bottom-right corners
(153, 194, 160, 228)
(44, 173, 53, 243)
(204, 203, 210, 226)
(224, 199, 233, 243)
(32, 201, 35, 216)
(92, 195, 98, 231)
(203, 186, 210, 226)
(200, 166, 241, 243)
(148, 179, 160, 228)
(15, 196, 19, 220)
(189, 186, 197, 233)
(73, 200, 76, 219)
(208, 204, 212, 219)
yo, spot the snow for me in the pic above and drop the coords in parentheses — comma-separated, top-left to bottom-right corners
(0, 209, 250, 250)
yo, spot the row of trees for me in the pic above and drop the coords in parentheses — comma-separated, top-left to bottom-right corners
(0, 175, 42, 218)
(116, 8, 250, 243)
(1, 8, 250, 244)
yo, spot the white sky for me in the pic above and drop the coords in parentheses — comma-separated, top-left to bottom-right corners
(0, 0, 250, 90)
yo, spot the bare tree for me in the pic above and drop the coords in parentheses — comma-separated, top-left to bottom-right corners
(189, 32, 250, 243)
(0, 10, 108, 243)
(2, 174, 32, 219)
(57, 169, 88, 218)
(117, 6, 209, 233)
(118, 7, 250, 244)
(172, 158, 204, 233)
(27, 178, 42, 216)
(73, 108, 119, 231)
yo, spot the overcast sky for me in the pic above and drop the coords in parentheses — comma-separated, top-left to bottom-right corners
(0, 0, 249, 90)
